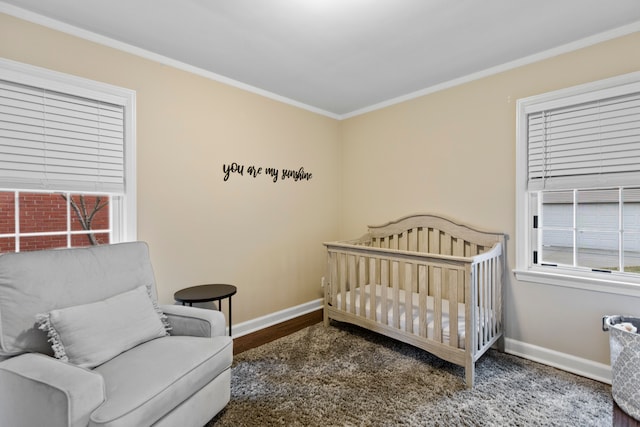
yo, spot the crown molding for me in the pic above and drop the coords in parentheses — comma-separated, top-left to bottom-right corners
(2, 2, 638, 121)
(341, 20, 640, 119)
(0, 2, 340, 120)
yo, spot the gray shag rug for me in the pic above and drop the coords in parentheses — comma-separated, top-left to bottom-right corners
(208, 322, 612, 426)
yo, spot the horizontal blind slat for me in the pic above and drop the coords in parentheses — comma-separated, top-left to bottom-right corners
(0, 78, 125, 192)
(528, 90, 640, 189)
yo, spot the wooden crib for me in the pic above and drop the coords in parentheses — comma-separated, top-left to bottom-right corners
(323, 213, 505, 388)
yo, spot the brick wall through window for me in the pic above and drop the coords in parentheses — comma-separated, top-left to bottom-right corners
(0, 192, 110, 253)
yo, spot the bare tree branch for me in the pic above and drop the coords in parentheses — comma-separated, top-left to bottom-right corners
(61, 194, 108, 245)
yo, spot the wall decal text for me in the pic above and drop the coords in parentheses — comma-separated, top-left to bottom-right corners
(223, 162, 312, 183)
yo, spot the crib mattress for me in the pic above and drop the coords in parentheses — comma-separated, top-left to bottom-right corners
(334, 284, 467, 348)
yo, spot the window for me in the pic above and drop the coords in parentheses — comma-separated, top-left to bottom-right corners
(515, 72, 640, 296)
(0, 191, 111, 253)
(0, 58, 136, 253)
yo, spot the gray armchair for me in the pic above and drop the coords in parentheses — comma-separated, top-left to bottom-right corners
(0, 242, 232, 427)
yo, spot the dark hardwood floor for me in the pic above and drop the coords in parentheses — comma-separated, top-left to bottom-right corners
(614, 401, 640, 427)
(232, 309, 323, 355)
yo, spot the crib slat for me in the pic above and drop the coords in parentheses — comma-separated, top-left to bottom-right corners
(488, 258, 495, 337)
(482, 261, 488, 348)
(381, 259, 389, 326)
(339, 253, 347, 311)
(418, 264, 427, 338)
(411, 262, 419, 329)
(441, 232, 452, 256)
(491, 258, 502, 335)
(429, 228, 440, 254)
(348, 255, 357, 315)
(409, 228, 418, 252)
(469, 242, 478, 257)
(468, 263, 477, 353)
(488, 261, 493, 342)
(493, 258, 499, 335)
(329, 252, 338, 311)
(476, 262, 482, 350)
(399, 231, 407, 251)
(392, 261, 400, 329)
(358, 256, 367, 320)
(453, 237, 464, 257)
(418, 227, 427, 253)
(369, 257, 377, 322)
(483, 259, 490, 341)
(433, 266, 442, 343)
(404, 263, 413, 334)
(449, 269, 459, 348)
(480, 262, 486, 343)
(485, 259, 491, 343)
(476, 260, 482, 348)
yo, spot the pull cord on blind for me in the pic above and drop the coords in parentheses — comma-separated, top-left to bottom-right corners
(527, 91, 640, 191)
(0, 79, 125, 193)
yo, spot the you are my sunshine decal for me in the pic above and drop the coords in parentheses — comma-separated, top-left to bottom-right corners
(223, 162, 312, 183)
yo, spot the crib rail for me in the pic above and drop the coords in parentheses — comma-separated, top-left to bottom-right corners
(329, 247, 470, 337)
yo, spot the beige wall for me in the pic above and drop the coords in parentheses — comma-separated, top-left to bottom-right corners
(2, 11, 640, 367)
(339, 32, 640, 365)
(0, 13, 341, 323)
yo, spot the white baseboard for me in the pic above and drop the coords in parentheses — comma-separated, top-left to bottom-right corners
(504, 338, 612, 385)
(231, 298, 323, 338)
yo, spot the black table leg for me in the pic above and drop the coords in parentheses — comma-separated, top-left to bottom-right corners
(228, 296, 232, 336)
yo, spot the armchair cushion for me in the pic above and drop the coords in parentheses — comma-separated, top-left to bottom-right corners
(36, 286, 169, 369)
(90, 335, 232, 427)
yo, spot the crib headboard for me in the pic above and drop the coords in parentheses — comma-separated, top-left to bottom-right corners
(360, 213, 504, 257)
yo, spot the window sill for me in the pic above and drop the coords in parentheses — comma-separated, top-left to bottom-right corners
(513, 268, 640, 298)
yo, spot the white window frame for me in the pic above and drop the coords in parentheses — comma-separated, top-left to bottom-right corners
(0, 58, 136, 244)
(515, 71, 640, 297)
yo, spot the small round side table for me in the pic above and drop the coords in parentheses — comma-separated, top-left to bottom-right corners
(174, 284, 237, 336)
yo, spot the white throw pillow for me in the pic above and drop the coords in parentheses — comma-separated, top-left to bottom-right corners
(36, 285, 169, 368)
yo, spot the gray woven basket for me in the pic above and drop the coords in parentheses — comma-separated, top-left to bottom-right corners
(603, 315, 640, 421)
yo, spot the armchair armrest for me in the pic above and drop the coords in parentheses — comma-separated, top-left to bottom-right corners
(0, 353, 105, 427)
(161, 304, 227, 337)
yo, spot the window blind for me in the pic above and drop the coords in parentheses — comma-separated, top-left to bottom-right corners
(528, 91, 640, 190)
(0, 79, 125, 193)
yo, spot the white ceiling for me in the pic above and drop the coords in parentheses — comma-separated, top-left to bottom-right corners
(2, 0, 640, 118)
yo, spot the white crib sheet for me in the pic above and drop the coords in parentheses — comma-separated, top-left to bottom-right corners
(335, 284, 467, 348)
